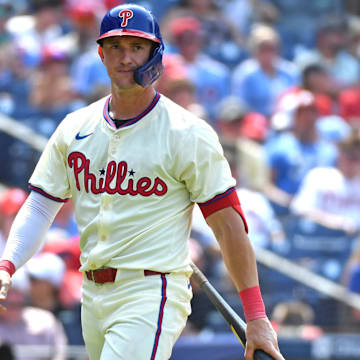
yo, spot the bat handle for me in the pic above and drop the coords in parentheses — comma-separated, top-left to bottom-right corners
(254, 349, 275, 360)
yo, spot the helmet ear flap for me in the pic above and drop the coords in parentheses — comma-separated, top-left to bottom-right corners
(134, 43, 164, 88)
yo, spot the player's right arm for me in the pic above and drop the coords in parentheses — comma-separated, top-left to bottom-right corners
(0, 191, 64, 307)
(206, 207, 284, 360)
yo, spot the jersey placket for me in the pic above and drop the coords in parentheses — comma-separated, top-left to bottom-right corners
(98, 132, 122, 245)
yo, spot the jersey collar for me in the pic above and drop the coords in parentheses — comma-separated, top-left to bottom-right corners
(103, 92, 161, 129)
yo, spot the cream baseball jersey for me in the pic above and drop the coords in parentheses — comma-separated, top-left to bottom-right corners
(29, 93, 237, 273)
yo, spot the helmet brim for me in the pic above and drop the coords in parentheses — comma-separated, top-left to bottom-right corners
(97, 29, 161, 44)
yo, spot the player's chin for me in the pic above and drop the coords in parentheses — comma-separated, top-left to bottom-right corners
(113, 77, 137, 90)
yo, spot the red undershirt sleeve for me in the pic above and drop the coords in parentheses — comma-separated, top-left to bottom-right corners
(197, 187, 248, 233)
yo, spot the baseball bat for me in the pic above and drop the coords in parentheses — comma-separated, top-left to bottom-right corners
(190, 263, 275, 360)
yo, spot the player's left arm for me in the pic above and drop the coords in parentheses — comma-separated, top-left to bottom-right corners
(206, 207, 284, 360)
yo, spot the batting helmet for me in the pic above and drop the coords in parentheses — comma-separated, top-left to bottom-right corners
(97, 4, 164, 88)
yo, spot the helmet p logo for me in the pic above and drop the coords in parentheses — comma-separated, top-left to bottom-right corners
(119, 9, 133, 27)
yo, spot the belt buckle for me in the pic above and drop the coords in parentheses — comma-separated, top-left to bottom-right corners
(89, 270, 95, 282)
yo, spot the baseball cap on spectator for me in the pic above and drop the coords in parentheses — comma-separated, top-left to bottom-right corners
(275, 90, 315, 115)
(66, 0, 103, 23)
(272, 90, 316, 130)
(216, 96, 248, 123)
(240, 112, 268, 142)
(169, 16, 202, 40)
(26, 252, 65, 288)
(0, 188, 28, 216)
(40, 44, 69, 66)
(292, 90, 317, 112)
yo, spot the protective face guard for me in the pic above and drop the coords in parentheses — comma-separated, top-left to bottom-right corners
(134, 43, 164, 88)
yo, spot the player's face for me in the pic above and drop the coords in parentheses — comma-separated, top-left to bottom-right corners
(100, 36, 153, 90)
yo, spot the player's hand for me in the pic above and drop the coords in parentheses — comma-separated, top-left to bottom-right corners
(0, 270, 11, 312)
(245, 317, 285, 360)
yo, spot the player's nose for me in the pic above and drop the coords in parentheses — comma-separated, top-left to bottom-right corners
(118, 49, 133, 66)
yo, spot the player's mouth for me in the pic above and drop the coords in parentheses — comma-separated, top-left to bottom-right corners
(116, 68, 135, 74)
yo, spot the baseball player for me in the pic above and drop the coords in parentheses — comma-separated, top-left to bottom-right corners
(0, 4, 284, 360)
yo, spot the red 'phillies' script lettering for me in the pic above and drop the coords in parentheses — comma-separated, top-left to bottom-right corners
(67, 152, 168, 197)
(119, 9, 133, 27)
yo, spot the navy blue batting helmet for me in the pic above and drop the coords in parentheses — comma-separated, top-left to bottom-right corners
(97, 3, 164, 88)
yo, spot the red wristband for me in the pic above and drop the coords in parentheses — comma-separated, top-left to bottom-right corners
(239, 285, 266, 322)
(0, 260, 16, 276)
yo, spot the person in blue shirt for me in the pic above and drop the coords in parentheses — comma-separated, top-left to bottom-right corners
(167, 15, 231, 126)
(232, 23, 299, 118)
(264, 90, 337, 213)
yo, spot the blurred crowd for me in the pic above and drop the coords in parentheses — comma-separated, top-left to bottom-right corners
(1, 0, 360, 359)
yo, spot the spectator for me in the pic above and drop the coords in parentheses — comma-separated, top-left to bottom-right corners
(167, 15, 231, 124)
(290, 131, 360, 235)
(25, 252, 66, 316)
(0, 42, 32, 187)
(267, 0, 344, 59)
(347, 15, 360, 60)
(0, 42, 31, 115)
(338, 77, 360, 127)
(42, 236, 82, 308)
(68, 0, 111, 102)
(28, 45, 81, 122)
(216, 95, 268, 142)
(275, 63, 339, 119)
(270, 301, 323, 340)
(264, 90, 337, 212)
(294, 16, 360, 88)
(163, 0, 245, 67)
(237, 187, 286, 252)
(5, 0, 66, 68)
(216, 96, 270, 190)
(65, 0, 104, 53)
(2, 44, 84, 189)
(183, 235, 216, 334)
(222, 0, 279, 36)
(232, 23, 299, 118)
(0, 268, 68, 360)
(42, 237, 84, 345)
(155, 53, 207, 119)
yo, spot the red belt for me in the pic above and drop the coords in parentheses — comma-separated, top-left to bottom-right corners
(85, 268, 167, 284)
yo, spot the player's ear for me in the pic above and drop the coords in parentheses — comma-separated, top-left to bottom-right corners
(98, 46, 104, 62)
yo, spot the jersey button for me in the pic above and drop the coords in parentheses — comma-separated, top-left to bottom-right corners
(100, 235, 107, 242)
